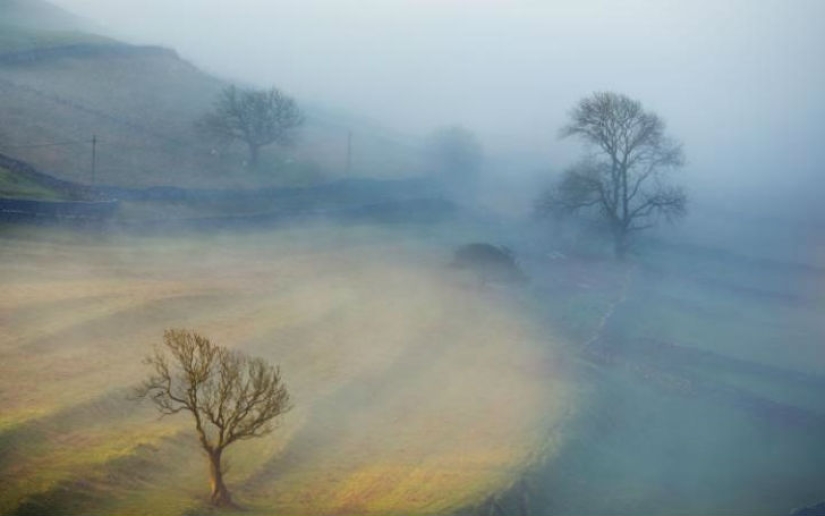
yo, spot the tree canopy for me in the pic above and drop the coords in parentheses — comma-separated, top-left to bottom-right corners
(198, 85, 304, 168)
(537, 92, 687, 257)
(135, 329, 291, 506)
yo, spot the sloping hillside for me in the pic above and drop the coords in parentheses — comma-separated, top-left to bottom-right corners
(0, 1, 425, 189)
(0, 0, 90, 32)
(0, 163, 63, 199)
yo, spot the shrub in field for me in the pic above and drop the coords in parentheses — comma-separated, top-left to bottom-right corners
(451, 243, 528, 286)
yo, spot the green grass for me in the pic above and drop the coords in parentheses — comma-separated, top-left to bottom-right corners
(0, 223, 568, 515)
(3, 201, 823, 515)
(525, 364, 825, 515)
(0, 24, 114, 53)
(0, 24, 424, 190)
(0, 165, 65, 199)
(613, 263, 825, 375)
(496, 237, 825, 515)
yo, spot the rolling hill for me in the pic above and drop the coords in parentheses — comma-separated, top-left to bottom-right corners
(0, 0, 90, 32)
(0, 162, 62, 199)
(0, 0, 425, 190)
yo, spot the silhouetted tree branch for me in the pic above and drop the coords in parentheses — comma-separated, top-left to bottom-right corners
(135, 329, 291, 507)
(536, 92, 687, 258)
(197, 85, 304, 168)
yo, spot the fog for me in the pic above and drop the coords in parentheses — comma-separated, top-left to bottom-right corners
(4, 1, 825, 514)
(51, 0, 825, 201)
(0, 222, 569, 514)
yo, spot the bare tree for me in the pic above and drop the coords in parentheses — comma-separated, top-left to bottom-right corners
(135, 329, 291, 507)
(197, 85, 304, 167)
(536, 92, 687, 258)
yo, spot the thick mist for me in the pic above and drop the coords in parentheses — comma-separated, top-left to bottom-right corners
(4, 1, 825, 514)
(0, 222, 568, 514)
(51, 1, 825, 200)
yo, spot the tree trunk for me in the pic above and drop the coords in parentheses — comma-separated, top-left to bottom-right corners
(613, 229, 627, 260)
(208, 449, 232, 507)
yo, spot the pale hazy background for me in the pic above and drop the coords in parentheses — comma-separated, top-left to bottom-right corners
(49, 0, 825, 203)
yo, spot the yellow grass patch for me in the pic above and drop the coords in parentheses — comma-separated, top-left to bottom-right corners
(0, 225, 571, 515)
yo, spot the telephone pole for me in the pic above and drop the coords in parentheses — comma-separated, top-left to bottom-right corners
(346, 130, 352, 176)
(90, 134, 97, 185)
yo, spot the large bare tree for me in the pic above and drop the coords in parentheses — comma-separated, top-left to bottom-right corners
(537, 92, 687, 258)
(135, 329, 291, 507)
(198, 85, 304, 167)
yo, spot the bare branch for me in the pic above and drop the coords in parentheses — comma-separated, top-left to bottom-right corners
(628, 185, 687, 221)
(547, 92, 688, 257)
(134, 330, 291, 506)
(196, 85, 304, 167)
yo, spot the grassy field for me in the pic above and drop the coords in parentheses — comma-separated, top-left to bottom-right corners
(0, 222, 571, 515)
(2, 214, 823, 515)
(0, 29, 424, 190)
(0, 165, 64, 199)
(504, 235, 825, 515)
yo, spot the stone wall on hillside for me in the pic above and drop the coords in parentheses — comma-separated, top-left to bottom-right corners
(0, 43, 176, 66)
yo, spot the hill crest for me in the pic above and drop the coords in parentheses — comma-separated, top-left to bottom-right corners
(0, 1, 424, 190)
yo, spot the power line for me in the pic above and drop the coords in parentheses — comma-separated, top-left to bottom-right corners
(0, 138, 202, 153)
(91, 134, 97, 185)
(0, 134, 244, 163)
(0, 139, 88, 149)
(0, 136, 100, 183)
(0, 136, 180, 154)
(346, 130, 352, 176)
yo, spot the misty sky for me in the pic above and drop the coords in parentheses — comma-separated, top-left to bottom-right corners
(50, 0, 825, 199)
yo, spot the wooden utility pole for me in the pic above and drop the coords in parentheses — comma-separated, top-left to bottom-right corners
(346, 130, 352, 176)
(90, 134, 97, 185)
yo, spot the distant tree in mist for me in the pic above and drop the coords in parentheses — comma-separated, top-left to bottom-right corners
(197, 85, 304, 168)
(536, 92, 687, 258)
(135, 329, 291, 507)
(425, 125, 483, 186)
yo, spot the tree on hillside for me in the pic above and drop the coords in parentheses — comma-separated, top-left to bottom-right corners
(135, 329, 291, 507)
(197, 85, 304, 168)
(425, 125, 484, 186)
(536, 92, 687, 258)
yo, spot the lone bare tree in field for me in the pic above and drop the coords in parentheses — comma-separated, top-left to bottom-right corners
(198, 85, 304, 167)
(135, 329, 291, 507)
(536, 92, 687, 258)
